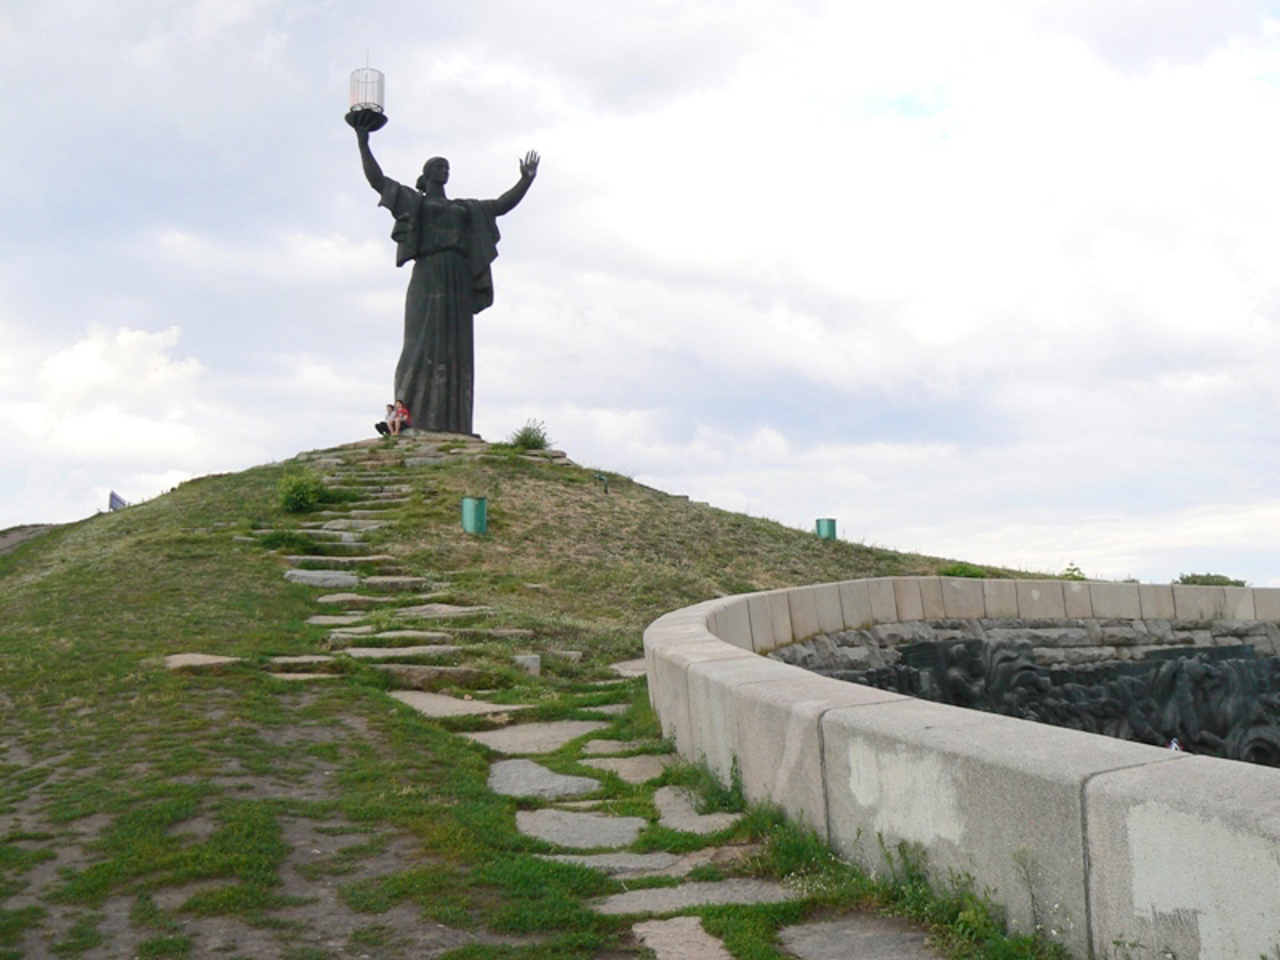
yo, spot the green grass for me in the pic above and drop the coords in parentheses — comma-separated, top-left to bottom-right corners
(0, 439, 1061, 958)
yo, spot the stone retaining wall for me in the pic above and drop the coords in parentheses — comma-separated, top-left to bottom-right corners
(644, 577, 1280, 959)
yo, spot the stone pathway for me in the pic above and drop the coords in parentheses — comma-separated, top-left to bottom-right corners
(173, 439, 944, 958)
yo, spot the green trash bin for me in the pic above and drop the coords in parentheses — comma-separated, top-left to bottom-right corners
(815, 518, 837, 540)
(462, 497, 488, 535)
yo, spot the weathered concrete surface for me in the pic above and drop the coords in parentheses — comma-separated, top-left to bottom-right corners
(368, 664, 484, 688)
(632, 917, 733, 960)
(284, 569, 359, 588)
(820, 697, 1181, 956)
(542, 852, 681, 877)
(593, 878, 796, 915)
(610, 658, 647, 678)
(463, 721, 609, 755)
(488, 760, 599, 799)
(163, 653, 240, 670)
(581, 755, 669, 784)
(1085, 755, 1280, 960)
(516, 809, 646, 849)
(777, 914, 943, 959)
(396, 602, 493, 618)
(342, 645, 461, 660)
(390, 691, 528, 718)
(653, 787, 741, 835)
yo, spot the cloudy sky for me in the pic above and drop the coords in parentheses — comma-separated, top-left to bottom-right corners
(4, 0, 1280, 586)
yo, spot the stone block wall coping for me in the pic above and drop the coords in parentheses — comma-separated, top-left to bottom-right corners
(644, 576, 1280, 960)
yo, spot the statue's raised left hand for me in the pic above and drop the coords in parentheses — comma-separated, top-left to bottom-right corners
(520, 150, 540, 180)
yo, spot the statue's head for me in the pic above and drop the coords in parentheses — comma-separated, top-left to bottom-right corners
(416, 157, 450, 191)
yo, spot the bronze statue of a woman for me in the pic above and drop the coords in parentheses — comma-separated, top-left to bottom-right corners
(350, 112, 538, 435)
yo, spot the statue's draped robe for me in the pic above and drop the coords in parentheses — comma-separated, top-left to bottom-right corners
(379, 178, 501, 435)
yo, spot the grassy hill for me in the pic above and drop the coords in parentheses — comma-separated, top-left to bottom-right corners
(0, 437, 1053, 960)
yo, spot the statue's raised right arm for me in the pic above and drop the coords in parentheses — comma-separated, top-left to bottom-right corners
(350, 113, 386, 193)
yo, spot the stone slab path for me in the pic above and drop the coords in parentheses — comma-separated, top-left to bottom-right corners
(516, 809, 647, 849)
(463, 720, 609, 755)
(581, 755, 669, 784)
(777, 915, 943, 959)
(488, 760, 598, 799)
(594, 878, 797, 915)
(633, 917, 735, 960)
(654, 786, 743, 835)
(390, 691, 529, 718)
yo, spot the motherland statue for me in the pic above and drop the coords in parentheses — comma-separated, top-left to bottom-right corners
(348, 110, 538, 435)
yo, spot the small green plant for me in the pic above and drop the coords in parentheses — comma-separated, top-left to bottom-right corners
(1176, 572, 1246, 587)
(938, 561, 987, 579)
(506, 419, 551, 451)
(1061, 562, 1087, 581)
(277, 473, 326, 514)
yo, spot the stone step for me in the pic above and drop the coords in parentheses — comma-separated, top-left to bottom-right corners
(314, 593, 402, 607)
(329, 629, 454, 644)
(653, 787, 742, 835)
(345, 498, 411, 509)
(307, 614, 366, 626)
(292, 529, 367, 542)
(284, 554, 398, 568)
(489, 759, 599, 800)
(516, 809, 646, 850)
(343, 644, 462, 660)
(362, 576, 434, 592)
(321, 519, 391, 532)
(323, 486, 412, 497)
(368, 663, 485, 688)
(390, 691, 530, 718)
(395, 603, 493, 619)
(633, 917, 734, 960)
(463, 720, 609, 755)
(581, 755, 671, 785)
(594, 878, 798, 916)
(285, 569, 359, 588)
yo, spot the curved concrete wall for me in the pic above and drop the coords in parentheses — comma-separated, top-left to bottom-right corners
(644, 577, 1280, 959)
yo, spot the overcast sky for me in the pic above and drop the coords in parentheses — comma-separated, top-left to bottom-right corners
(4, 0, 1280, 586)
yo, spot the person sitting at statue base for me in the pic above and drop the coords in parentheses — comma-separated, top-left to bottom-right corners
(375, 403, 394, 436)
(389, 399, 410, 436)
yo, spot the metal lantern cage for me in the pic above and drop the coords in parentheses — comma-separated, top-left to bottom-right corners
(349, 68, 385, 113)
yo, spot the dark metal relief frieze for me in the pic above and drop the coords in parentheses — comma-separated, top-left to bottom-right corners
(797, 635, 1280, 766)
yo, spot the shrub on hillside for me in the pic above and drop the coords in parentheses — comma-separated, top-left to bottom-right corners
(506, 419, 551, 451)
(278, 473, 327, 513)
(1175, 572, 1247, 587)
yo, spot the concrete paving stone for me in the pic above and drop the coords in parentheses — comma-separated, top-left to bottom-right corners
(581, 756, 670, 784)
(285, 554, 398, 568)
(321, 519, 390, 531)
(516, 809, 646, 849)
(364, 630, 455, 642)
(488, 759, 600, 799)
(633, 917, 734, 960)
(306, 614, 365, 626)
(593, 878, 796, 915)
(270, 673, 339, 681)
(610, 659, 647, 678)
(396, 603, 494, 618)
(581, 739, 656, 755)
(285, 569, 359, 588)
(390, 691, 530, 718)
(329, 626, 376, 637)
(586, 703, 629, 716)
(314, 593, 399, 606)
(463, 720, 610, 755)
(362, 576, 433, 591)
(777, 915, 943, 959)
(163, 653, 241, 670)
(269, 655, 334, 666)
(543, 852, 682, 876)
(342, 645, 461, 660)
(654, 786, 742, 835)
(368, 664, 484, 688)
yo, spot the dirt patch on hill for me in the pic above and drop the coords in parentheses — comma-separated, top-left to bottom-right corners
(0, 524, 57, 556)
